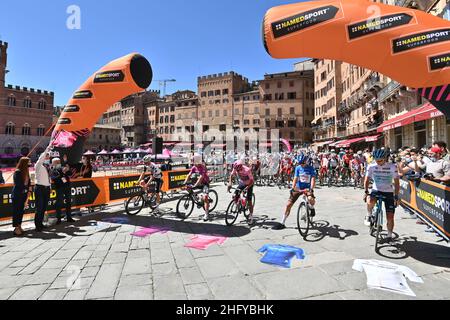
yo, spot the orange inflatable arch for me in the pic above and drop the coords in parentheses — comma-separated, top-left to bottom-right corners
(51, 53, 152, 163)
(263, 0, 450, 117)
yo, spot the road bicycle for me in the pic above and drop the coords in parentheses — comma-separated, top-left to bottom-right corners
(277, 171, 291, 189)
(296, 190, 316, 239)
(318, 168, 327, 186)
(125, 187, 164, 217)
(340, 167, 351, 187)
(176, 185, 219, 219)
(368, 193, 387, 252)
(352, 169, 363, 189)
(327, 167, 338, 187)
(225, 187, 256, 226)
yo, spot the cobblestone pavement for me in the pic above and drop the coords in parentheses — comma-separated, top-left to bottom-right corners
(0, 184, 449, 300)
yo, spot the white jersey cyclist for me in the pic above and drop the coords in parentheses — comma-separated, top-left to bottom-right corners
(329, 153, 339, 168)
(145, 163, 162, 179)
(366, 162, 399, 193)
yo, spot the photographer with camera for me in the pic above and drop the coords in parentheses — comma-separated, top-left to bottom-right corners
(398, 149, 425, 177)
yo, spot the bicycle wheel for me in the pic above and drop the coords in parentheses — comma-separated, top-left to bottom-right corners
(207, 189, 219, 212)
(297, 203, 310, 239)
(125, 195, 145, 216)
(375, 207, 384, 251)
(148, 193, 159, 210)
(225, 200, 240, 226)
(176, 195, 195, 219)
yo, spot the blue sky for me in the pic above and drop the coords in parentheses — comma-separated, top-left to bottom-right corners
(0, 0, 305, 106)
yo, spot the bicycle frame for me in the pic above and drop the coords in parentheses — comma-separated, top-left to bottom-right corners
(185, 187, 208, 207)
(373, 198, 384, 228)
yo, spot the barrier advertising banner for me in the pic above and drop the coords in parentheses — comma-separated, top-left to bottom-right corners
(400, 179, 450, 238)
(0, 170, 189, 221)
(414, 181, 450, 235)
(0, 178, 106, 220)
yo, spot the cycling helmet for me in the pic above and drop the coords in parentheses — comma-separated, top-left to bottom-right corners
(192, 154, 202, 165)
(233, 160, 244, 171)
(373, 149, 388, 160)
(296, 154, 310, 165)
(143, 155, 152, 164)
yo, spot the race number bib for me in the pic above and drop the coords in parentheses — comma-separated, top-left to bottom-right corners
(299, 174, 311, 184)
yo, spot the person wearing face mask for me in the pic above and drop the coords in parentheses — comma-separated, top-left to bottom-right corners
(77, 156, 93, 179)
(34, 146, 52, 232)
(51, 158, 75, 224)
(432, 141, 449, 162)
(424, 147, 450, 185)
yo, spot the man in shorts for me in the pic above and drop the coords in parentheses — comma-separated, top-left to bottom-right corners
(364, 149, 400, 242)
(138, 155, 163, 209)
(184, 154, 212, 221)
(273, 154, 316, 230)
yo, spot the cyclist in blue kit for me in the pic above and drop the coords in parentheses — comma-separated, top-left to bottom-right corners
(273, 154, 316, 230)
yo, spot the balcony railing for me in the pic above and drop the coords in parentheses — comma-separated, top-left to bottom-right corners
(395, 0, 408, 7)
(337, 120, 349, 129)
(364, 74, 383, 92)
(324, 121, 335, 129)
(396, 0, 434, 12)
(366, 120, 383, 131)
(378, 81, 401, 102)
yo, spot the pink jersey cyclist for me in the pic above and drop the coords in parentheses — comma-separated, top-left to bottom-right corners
(232, 165, 254, 186)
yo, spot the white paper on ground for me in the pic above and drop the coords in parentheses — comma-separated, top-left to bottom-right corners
(353, 259, 423, 297)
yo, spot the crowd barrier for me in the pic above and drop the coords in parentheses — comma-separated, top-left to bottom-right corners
(0, 170, 191, 223)
(400, 178, 450, 241)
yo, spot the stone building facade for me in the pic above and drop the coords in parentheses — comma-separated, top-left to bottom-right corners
(197, 72, 250, 133)
(260, 70, 315, 145)
(0, 41, 54, 164)
(311, 0, 449, 151)
(84, 125, 122, 153)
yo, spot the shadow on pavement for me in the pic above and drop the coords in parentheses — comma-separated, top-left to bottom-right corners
(304, 220, 359, 242)
(374, 232, 408, 260)
(24, 210, 252, 239)
(394, 237, 450, 268)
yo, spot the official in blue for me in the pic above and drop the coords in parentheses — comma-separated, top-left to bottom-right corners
(50, 158, 74, 224)
(273, 154, 317, 230)
(12, 157, 32, 236)
(34, 146, 52, 232)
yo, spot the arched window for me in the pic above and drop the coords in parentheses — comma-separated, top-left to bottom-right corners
(7, 95, 16, 107)
(22, 123, 31, 136)
(38, 99, 46, 110)
(23, 97, 32, 108)
(5, 122, 15, 135)
(37, 125, 45, 136)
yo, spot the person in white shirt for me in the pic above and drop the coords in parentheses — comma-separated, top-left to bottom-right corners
(364, 149, 400, 242)
(34, 146, 52, 232)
